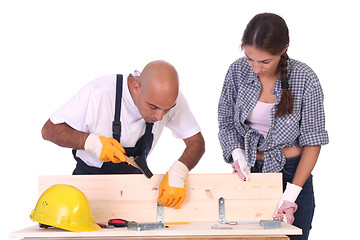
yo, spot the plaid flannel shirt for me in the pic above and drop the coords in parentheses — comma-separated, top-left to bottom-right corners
(218, 57, 329, 173)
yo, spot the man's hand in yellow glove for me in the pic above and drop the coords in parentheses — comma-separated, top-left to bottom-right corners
(84, 133, 126, 163)
(157, 161, 189, 209)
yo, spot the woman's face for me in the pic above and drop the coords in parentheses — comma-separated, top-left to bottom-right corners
(243, 45, 282, 79)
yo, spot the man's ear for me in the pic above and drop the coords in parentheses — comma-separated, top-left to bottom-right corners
(132, 80, 141, 95)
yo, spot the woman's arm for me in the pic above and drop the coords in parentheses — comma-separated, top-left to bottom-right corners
(292, 145, 321, 187)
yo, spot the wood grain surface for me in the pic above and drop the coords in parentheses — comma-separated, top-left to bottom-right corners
(11, 173, 302, 239)
(12, 222, 300, 238)
(37, 173, 283, 223)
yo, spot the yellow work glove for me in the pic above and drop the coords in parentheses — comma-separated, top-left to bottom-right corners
(157, 161, 189, 209)
(84, 133, 126, 163)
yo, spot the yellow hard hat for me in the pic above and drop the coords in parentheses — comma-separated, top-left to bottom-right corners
(30, 184, 101, 232)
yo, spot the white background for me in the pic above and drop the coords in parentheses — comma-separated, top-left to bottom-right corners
(1, 0, 359, 239)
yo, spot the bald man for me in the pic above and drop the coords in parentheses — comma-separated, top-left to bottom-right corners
(41, 60, 205, 208)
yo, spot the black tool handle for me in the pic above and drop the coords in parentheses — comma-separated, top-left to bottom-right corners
(108, 218, 128, 227)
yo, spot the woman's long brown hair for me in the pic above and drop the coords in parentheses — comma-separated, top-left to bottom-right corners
(241, 13, 294, 117)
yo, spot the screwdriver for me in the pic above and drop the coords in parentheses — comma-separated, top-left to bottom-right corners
(108, 218, 128, 227)
(97, 223, 115, 229)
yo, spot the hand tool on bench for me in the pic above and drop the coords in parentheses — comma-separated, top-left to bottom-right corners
(108, 218, 128, 228)
(97, 223, 115, 229)
(109, 218, 164, 231)
(163, 222, 190, 225)
(127, 221, 164, 231)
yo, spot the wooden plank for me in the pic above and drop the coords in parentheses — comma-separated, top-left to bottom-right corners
(37, 173, 283, 223)
(11, 173, 302, 239)
(16, 238, 290, 240)
(11, 223, 298, 239)
(19, 238, 290, 240)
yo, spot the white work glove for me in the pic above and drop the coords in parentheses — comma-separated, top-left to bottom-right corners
(168, 160, 189, 187)
(231, 148, 250, 181)
(273, 182, 302, 224)
(158, 161, 189, 209)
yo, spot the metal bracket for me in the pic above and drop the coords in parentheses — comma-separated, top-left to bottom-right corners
(259, 220, 281, 229)
(127, 221, 164, 231)
(218, 197, 226, 224)
(211, 223, 233, 229)
(218, 197, 238, 225)
(218, 197, 281, 229)
(127, 203, 165, 231)
(157, 203, 164, 223)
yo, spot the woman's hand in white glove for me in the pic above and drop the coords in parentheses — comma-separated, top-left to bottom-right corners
(273, 182, 302, 224)
(231, 148, 250, 181)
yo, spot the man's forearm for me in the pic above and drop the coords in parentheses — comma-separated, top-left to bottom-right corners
(41, 119, 89, 150)
(178, 132, 205, 170)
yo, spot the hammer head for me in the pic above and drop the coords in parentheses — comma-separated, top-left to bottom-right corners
(134, 155, 153, 179)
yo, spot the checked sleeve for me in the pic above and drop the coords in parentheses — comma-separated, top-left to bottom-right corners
(298, 70, 329, 146)
(218, 67, 244, 163)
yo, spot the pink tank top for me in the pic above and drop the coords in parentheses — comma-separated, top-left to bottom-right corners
(246, 101, 275, 138)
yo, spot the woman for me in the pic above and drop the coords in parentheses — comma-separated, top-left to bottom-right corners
(218, 13, 328, 240)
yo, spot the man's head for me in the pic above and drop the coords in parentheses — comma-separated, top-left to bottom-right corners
(130, 60, 179, 123)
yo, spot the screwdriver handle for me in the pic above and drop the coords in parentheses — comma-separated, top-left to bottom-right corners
(108, 218, 128, 227)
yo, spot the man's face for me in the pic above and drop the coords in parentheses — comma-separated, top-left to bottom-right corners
(132, 79, 177, 123)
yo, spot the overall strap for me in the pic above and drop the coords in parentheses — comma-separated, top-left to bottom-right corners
(112, 74, 123, 142)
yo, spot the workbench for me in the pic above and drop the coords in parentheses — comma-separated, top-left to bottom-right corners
(11, 173, 301, 240)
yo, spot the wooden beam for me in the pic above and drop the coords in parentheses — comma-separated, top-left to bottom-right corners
(11, 173, 302, 239)
(38, 173, 283, 223)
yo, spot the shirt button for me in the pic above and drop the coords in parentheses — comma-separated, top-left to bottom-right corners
(287, 120, 290, 124)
